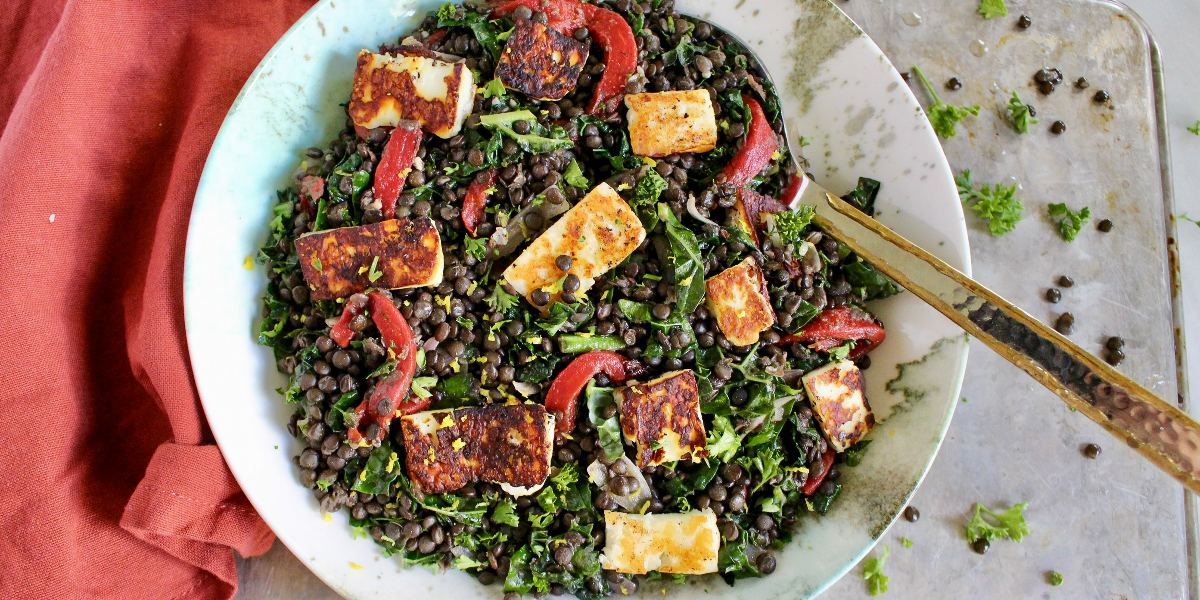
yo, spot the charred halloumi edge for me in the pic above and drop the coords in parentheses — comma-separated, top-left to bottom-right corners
(801, 360, 874, 453)
(294, 218, 444, 300)
(614, 370, 707, 466)
(624, 90, 719, 157)
(600, 509, 720, 574)
(401, 407, 555, 496)
(704, 257, 775, 347)
(495, 18, 588, 101)
(348, 50, 476, 138)
(503, 182, 646, 313)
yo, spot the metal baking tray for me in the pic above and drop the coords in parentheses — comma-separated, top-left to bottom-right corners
(819, 0, 1193, 598)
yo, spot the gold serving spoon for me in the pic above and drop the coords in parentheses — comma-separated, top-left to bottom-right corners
(695, 14, 1200, 495)
(794, 179, 1200, 495)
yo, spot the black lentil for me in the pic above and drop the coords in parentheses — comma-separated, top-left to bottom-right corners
(1050, 120, 1066, 135)
(903, 506, 920, 522)
(1083, 443, 1102, 459)
(1097, 219, 1113, 232)
(1017, 14, 1032, 29)
(1045, 288, 1061, 303)
(1055, 313, 1075, 335)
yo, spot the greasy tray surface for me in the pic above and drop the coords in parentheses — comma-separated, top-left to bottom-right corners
(185, 0, 971, 598)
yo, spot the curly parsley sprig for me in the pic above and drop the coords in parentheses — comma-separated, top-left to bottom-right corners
(913, 66, 981, 139)
(966, 502, 1030, 543)
(1048, 203, 1091, 241)
(979, 0, 1008, 19)
(957, 170, 1024, 236)
(862, 546, 890, 596)
(1006, 92, 1038, 134)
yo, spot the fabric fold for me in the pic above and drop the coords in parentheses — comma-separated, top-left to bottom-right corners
(0, 0, 314, 598)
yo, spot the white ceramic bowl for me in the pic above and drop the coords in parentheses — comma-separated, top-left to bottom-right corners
(185, 1, 971, 598)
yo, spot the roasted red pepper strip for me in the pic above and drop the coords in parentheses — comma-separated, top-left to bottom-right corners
(329, 295, 368, 348)
(802, 448, 836, 495)
(420, 27, 450, 48)
(779, 307, 887, 361)
(299, 175, 324, 215)
(491, 0, 636, 113)
(544, 350, 629, 433)
(778, 173, 806, 208)
(347, 291, 427, 445)
(373, 121, 423, 220)
(462, 167, 497, 236)
(491, 0, 588, 31)
(579, 6, 637, 113)
(719, 95, 776, 187)
(735, 187, 789, 246)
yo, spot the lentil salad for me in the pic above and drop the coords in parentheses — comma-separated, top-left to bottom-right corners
(256, 0, 900, 596)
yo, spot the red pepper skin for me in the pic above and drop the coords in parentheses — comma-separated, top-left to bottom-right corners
(802, 448, 836, 495)
(719, 95, 776, 187)
(579, 6, 637, 114)
(734, 187, 789, 246)
(329, 296, 368, 348)
(419, 28, 450, 48)
(299, 175, 324, 215)
(779, 307, 887, 360)
(462, 168, 497, 236)
(347, 291, 426, 445)
(544, 350, 629, 433)
(373, 121, 423, 220)
(779, 173, 806, 208)
(491, 0, 588, 31)
(490, 0, 636, 114)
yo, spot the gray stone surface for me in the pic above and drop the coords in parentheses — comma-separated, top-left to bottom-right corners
(234, 0, 1200, 598)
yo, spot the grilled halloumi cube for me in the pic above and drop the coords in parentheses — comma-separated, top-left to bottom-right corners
(615, 370, 707, 467)
(495, 19, 589, 101)
(399, 404, 555, 494)
(348, 50, 475, 138)
(704, 257, 775, 346)
(294, 218, 443, 300)
(624, 90, 718, 157)
(801, 360, 874, 453)
(601, 509, 720, 575)
(503, 182, 645, 312)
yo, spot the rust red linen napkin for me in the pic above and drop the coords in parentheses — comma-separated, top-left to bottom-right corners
(0, 0, 314, 598)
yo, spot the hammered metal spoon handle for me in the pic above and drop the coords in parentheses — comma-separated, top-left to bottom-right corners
(798, 185, 1200, 495)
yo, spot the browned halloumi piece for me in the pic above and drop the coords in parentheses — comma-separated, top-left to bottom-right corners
(704, 257, 775, 346)
(624, 90, 718, 157)
(294, 218, 443, 300)
(399, 404, 555, 494)
(348, 50, 476, 138)
(502, 182, 645, 312)
(601, 510, 720, 574)
(801, 360, 874, 452)
(616, 370, 707, 468)
(495, 19, 589, 101)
